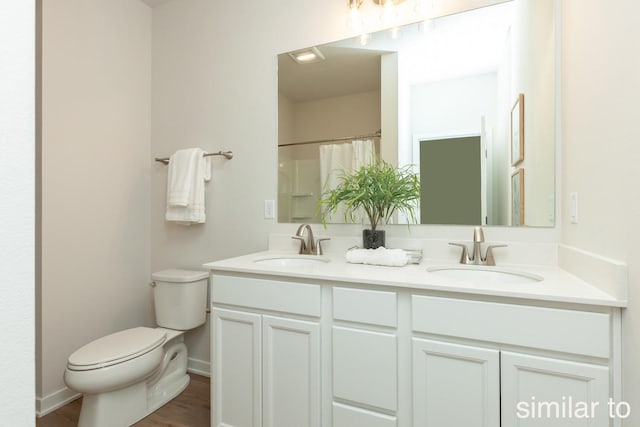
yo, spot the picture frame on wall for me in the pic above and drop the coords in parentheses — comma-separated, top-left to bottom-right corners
(511, 168, 525, 226)
(511, 93, 524, 166)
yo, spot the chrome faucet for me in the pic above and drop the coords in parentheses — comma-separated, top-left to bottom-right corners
(471, 226, 484, 264)
(449, 226, 507, 266)
(292, 224, 330, 255)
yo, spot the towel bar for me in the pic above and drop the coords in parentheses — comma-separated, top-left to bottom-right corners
(155, 150, 233, 164)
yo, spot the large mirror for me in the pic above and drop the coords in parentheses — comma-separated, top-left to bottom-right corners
(278, 0, 555, 227)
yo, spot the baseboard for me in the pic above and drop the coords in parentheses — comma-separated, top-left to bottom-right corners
(558, 244, 628, 302)
(187, 356, 211, 377)
(36, 387, 81, 417)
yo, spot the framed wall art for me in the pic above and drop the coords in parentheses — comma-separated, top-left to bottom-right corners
(511, 93, 524, 166)
(511, 168, 525, 226)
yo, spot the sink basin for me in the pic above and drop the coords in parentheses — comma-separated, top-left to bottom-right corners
(426, 265, 543, 284)
(253, 255, 331, 267)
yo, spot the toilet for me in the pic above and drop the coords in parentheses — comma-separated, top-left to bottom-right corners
(64, 269, 209, 427)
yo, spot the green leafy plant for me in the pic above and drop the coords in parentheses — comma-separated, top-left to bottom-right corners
(319, 161, 420, 231)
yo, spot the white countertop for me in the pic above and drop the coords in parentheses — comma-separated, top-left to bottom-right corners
(203, 250, 626, 308)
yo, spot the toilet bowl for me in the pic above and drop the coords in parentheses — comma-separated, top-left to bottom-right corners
(64, 269, 208, 427)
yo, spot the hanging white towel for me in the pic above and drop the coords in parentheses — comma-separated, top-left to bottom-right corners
(165, 148, 211, 225)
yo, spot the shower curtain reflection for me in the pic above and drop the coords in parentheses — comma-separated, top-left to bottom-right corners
(278, 139, 377, 223)
(320, 139, 375, 224)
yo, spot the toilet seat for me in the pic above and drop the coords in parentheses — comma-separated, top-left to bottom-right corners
(68, 327, 167, 371)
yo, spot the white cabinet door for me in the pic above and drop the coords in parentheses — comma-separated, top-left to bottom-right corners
(333, 326, 398, 412)
(501, 351, 610, 427)
(413, 338, 500, 427)
(212, 308, 262, 427)
(263, 316, 320, 427)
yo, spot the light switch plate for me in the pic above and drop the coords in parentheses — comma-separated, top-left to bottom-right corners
(264, 199, 275, 219)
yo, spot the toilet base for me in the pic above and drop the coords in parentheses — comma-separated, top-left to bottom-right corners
(76, 330, 190, 427)
(147, 358, 191, 414)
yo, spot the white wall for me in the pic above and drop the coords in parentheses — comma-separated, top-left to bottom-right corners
(149, 0, 355, 365)
(0, 2, 35, 424)
(560, 1, 640, 424)
(410, 73, 498, 137)
(278, 93, 295, 147)
(39, 0, 152, 412)
(293, 90, 381, 142)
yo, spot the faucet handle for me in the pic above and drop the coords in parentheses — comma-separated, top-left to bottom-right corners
(292, 235, 307, 254)
(315, 237, 331, 255)
(483, 244, 507, 266)
(449, 243, 470, 264)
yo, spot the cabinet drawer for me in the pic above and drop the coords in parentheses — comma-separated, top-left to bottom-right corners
(412, 296, 610, 358)
(212, 274, 320, 317)
(333, 326, 397, 411)
(333, 402, 396, 427)
(333, 287, 397, 327)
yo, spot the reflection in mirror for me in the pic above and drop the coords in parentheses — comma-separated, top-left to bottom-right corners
(278, 0, 555, 227)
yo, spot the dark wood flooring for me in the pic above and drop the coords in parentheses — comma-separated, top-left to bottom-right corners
(36, 374, 210, 427)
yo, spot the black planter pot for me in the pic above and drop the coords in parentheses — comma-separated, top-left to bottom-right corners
(362, 229, 385, 249)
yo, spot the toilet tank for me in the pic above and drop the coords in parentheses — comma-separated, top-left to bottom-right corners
(151, 269, 209, 330)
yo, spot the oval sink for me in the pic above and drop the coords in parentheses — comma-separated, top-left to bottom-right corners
(253, 255, 330, 267)
(426, 265, 543, 284)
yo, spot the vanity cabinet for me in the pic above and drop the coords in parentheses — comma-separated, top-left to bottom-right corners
(211, 274, 321, 427)
(412, 295, 613, 427)
(209, 271, 620, 427)
(411, 338, 610, 427)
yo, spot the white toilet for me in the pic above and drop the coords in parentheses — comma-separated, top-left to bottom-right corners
(64, 269, 209, 427)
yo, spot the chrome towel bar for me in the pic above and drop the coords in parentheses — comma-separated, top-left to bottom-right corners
(154, 150, 233, 164)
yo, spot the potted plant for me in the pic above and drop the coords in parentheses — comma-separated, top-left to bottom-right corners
(319, 161, 420, 249)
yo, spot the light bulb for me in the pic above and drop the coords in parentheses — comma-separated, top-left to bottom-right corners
(413, 0, 433, 15)
(419, 18, 434, 33)
(295, 52, 317, 62)
(348, 5, 363, 34)
(380, 0, 396, 26)
(380, 0, 397, 27)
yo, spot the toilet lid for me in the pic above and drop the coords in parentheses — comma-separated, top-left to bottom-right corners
(67, 327, 166, 371)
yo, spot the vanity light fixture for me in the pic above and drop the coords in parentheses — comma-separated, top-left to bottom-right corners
(287, 46, 325, 64)
(348, 0, 406, 28)
(347, 0, 434, 41)
(359, 32, 372, 46)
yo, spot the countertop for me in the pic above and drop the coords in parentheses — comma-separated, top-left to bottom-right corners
(203, 251, 626, 308)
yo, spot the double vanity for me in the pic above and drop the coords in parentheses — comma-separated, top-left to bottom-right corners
(204, 232, 626, 427)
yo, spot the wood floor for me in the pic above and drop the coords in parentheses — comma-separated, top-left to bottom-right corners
(36, 374, 210, 427)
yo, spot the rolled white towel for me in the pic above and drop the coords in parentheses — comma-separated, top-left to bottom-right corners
(345, 247, 409, 267)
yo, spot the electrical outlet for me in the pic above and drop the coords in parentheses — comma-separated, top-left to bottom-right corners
(547, 194, 555, 223)
(569, 192, 578, 224)
(264, 199, 275, 219)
